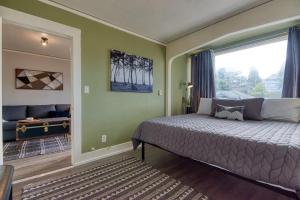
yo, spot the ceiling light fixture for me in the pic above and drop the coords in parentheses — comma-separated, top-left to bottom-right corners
(41, 37, 48, 46)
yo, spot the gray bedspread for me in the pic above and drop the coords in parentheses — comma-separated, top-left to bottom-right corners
(132, 114, 300, 196)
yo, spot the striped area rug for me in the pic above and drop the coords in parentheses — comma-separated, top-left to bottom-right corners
(22, 156, 208, 200)
(4, 136, 70, 161)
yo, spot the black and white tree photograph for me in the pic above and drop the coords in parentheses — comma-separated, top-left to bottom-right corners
(110, 50, 153, 93)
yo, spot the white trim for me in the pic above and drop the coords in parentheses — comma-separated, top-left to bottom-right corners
(214, 33, 288, 55)
(0, 6, 82, 165)
(166, 58, 174, 116)
(38, 0, 166, 46)
(74, 141, 133, 166)
(2, 48, 71, 61)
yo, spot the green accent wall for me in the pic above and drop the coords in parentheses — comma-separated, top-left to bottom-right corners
(171, 55, 187, 115)
(0, 0, 166, 152)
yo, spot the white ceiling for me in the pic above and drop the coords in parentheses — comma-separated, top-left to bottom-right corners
(50, 0, 271, 43)
(3, 23, 72, 59)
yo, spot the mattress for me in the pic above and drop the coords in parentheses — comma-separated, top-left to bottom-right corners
(132, 114, 300, 197)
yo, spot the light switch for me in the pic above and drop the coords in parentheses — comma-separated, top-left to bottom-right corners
(84, 85, 90, 94)
(158, 89, 163, 96)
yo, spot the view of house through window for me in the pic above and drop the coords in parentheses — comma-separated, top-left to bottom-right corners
(215, 39, 288, 99)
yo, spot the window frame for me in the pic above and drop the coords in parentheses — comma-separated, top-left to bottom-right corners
(214, 34, 288, 56)
(213, 34, 288, 99)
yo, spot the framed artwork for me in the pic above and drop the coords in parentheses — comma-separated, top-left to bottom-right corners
(15, 68, 63, 90)
(110, 49, 153, 93)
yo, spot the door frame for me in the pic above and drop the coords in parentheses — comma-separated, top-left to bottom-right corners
(0, 6, 82, 165)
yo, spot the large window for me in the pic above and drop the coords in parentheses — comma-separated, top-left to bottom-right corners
(215, 39, 288, 99)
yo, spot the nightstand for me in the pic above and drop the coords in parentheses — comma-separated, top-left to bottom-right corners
(185, 106, 193, 114)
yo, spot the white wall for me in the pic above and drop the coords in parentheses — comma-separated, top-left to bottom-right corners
(2, 50, 71, 105)
(166, 0, 300, 59)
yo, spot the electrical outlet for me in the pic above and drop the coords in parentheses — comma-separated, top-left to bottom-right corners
(90, 147, 95, 151)
(101, 134, 107, 143)
(84, 85, 90, 94)
(158, 89, 163, 96)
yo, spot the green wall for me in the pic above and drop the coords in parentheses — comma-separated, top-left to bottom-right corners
(171, 55, 187, 115)
(0, 0, 166, 152)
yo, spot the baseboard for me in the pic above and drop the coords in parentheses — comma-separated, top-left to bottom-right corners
(13, 166, 74, 184)
(74, 141, 133, 166)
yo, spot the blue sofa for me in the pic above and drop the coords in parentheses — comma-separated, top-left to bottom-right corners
(2, 104, 70, 142)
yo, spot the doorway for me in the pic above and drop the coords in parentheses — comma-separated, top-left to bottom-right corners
(2, 22, 73, 180)
(0, 6, 82, 181)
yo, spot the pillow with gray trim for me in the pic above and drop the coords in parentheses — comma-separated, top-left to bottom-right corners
(211, 98, 264, 120)
(214, 104, 245, 121)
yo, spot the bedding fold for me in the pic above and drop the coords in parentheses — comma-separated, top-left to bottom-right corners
(132, 114, 300, 196)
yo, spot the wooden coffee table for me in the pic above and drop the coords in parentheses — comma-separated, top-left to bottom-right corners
(16, 117, 71, 141)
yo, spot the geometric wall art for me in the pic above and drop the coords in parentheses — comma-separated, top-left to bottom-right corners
(15, 69, 63, 90)
(110, 49, 153, 93)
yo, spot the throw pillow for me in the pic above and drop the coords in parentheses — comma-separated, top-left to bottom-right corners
(197, 98, 212, 115)
(214, 104, 245, 121)
(211, 98, 264, 120)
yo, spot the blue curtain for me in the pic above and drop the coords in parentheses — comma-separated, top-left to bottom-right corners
(191, 50, 216, 112)
(282, 26, 300, 98)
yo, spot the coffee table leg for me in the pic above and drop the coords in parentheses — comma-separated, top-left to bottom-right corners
(16, 123, 20, 142)
(64, 133, 70, 143)
(16, 124, 23, 152)
(16, 140, 24, 152)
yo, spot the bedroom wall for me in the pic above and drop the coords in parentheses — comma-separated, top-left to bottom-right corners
(2, 51, 71, 105)
(0, 0, 166, 153)
(171, 55, 187, 115)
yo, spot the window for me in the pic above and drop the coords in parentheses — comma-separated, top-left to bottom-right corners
(215, 39, 288, 99)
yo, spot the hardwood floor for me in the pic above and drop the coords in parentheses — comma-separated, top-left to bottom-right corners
(5, 150, 71, 181)
(13, 145, 298, 200)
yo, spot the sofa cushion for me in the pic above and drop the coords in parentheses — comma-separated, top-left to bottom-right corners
(3, 129, 16, 142)
(2, 106, 27, 121)
(3, 121, 17, 130)
(211, 98, 264, 120)
(27, 105, 56, 118)
(49, 111, 69, 118)
(55, 104, 70, 112)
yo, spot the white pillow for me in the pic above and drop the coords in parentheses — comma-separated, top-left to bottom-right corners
(197, 98, 212, 115)
(261, 98, 300, 122)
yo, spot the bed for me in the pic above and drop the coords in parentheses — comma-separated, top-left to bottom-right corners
(132, 114, 300, 198)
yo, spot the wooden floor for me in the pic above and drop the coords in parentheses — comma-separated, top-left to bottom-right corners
(5, 150, 71, 181)
(13, 145, 298, 200)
